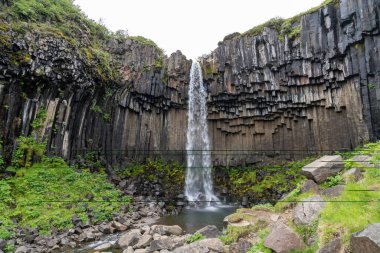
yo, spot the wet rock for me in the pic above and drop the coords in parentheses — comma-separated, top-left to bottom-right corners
(173, 238, 224, 253)
(321, 185, 344, 198)
(264, 221, 305, 253)
(117, 229, 141, 248)
(351, 223, 380, 253)
(150, 225, 183, 236)
(301, 180, 319, 193)
(293, 195, 326, 225)
(302, 155, 344, 183)
(195, 225, 221, 238)
(317, 238, 342, 253)
(343, 168, 363, 183)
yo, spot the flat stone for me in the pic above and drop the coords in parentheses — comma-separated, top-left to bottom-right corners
(351, 223, 380, 253)
(302, 155, 344, 183)
(264, 221, 305, 253)
(321, 185, 345, 198)
(293, 195, 326, 225)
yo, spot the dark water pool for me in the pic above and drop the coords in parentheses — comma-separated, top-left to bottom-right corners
(156, 206, 237, 234)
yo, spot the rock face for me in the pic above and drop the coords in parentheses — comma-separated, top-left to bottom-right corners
(195, 225, 221, 238)
(264, 221, 305, 253)
(351, 223, 380, 253)
(0, 0, 379, 167)
(302, 155, 344, 183)
(293, 195, 326, 225)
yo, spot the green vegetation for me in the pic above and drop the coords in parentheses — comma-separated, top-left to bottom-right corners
(116, 159, 185, 200)
(0, 0, 124, 82)
(130, 36, 164, 54)
(318, 141, 380, 246)
(220, 219, 268, 245)
(11, 136, 46, 169)
(186, 232, 206, 244)
(247, 229, 272, 253)
(0, 157, 128, 239)
(216, 157, 315, 202)
(322, 174, 343, 188)
(223, 0, 339, 42)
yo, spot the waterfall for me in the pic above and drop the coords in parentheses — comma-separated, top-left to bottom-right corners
(185, 61, 219, 204)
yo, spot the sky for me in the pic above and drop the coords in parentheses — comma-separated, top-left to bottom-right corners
(74, 0, 324, 59)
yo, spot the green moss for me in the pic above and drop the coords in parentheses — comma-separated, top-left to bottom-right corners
(186, 232, 206, 244)
(247, 229, 272, 253)
(0, 157, 128, 238)
(130, 35, 164, 54)
(220, 219, 268, 245)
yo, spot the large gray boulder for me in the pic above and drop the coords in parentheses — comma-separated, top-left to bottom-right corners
(301, 180, 319, 193)
(302, 155, 344, 183)
(195, 225, 221, 238)
(173, 238, 224, 253)
(117, 229, 141, 248)
(150, 225, 183, 236)
(293, 195, 326, 225)
(351, 223, 380, 253)
(134, 234, 153, 249)
(264, 221, 305, 253)
(321, 185, 344, 198)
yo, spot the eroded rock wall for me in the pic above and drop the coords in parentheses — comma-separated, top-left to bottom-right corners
(201, 0, 380, 164)
(0, 0, 379, 167)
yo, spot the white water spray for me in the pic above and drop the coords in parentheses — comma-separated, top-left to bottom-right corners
(185, 61, 219, 204)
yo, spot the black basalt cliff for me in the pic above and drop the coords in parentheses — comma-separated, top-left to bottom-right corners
(0, 0, 379, 167)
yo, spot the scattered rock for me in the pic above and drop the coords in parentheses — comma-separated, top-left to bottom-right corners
(302, 155, 344, 183)
(264, 221, 305, 253)
(301, 180, 319, 193)
(293, 195, 326, 225)
(117, 229, 141, 248)
(351, 155, 373, 168)
(112, 221, 128, 231)
(321, 185, 344, 198)
(195, 225, 221, 238)
(173, 238, 224, 253)
(150, 225, 182, 236)
(317, 238, 342, 253)
(148, 238, 176, 252)
(351, 223, 380, 253)
(343, 168, 363, 183)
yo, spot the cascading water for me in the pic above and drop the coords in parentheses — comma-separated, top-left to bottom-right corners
(185, 61, 219, 205)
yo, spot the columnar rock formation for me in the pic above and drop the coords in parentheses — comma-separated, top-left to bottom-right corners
(0, 0, 379, 167)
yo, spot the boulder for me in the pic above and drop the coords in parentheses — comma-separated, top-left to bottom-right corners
(150, 225, 182, 236)
(351, 155, 373, 168)
(229, 239, 252, 253)
(302, 155, 344, 183)
(195, 225, 221, 238)
(123, 246, 134, 253)
(134, 249, 146, 253)
(94, 242, 112, 251)
(112, 221, 128, 231)
(117, 229, 141, 248)
(15, 246, 29, 253)
(343, 168, 363, 183)
(317, 238, 342, 253)
(173, 238, 224, 253)
(134, 234, 153, 249)
(148, 238, 176, 252)
(301, 180, 319, 193)
(351, 223, 380, 253)
(293, 195, 326, 225)
(264, 221, 305, 253)
(321, 185, 344, 198)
